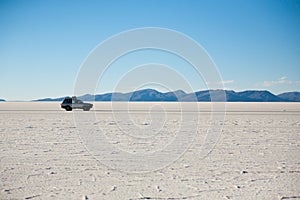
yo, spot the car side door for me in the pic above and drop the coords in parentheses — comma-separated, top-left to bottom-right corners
(72, 99, 80, 109)
(73, 100, 84, 109)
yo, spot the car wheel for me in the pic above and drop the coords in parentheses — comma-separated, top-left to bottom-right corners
(66, 106, 72, 111)
(83, 107, 90, 111)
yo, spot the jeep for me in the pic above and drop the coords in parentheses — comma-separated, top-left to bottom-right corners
(61, 96, 93, 111)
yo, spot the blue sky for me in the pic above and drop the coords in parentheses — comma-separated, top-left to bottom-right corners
(0, 0, 299, 100)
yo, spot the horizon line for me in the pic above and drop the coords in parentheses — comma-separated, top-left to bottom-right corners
(1, 88, 300, 102)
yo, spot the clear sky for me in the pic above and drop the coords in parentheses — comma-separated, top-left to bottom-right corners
(0, 0, 299, 101)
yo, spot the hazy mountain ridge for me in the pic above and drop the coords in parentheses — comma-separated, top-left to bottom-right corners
(0, 99, 5, 102)
(33, 89, 300, 102)
(277, 92, 300, 102)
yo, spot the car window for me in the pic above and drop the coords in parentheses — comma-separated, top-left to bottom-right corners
(63, 99, 71, 103)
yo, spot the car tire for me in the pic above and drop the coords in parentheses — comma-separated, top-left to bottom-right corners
(83, 107, 90, 111)
(65, 106, 72, 111)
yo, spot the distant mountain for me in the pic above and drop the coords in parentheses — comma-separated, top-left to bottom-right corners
(33, 89, 300, 102)
(78, 89, 185, 101)
(181, 90, 227, 101)
(180, 90, 285, 102)
(195, 90, 244, 102)
(164, 90, 187, 101)
(237, 90, 283, 102)
(278, 92, 300, 102)
(33, 97, 67, 102)
(130, 89, 177, 101)
(0, 99, 5, 102)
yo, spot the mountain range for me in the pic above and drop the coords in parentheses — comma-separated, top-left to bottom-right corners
(34, 89, 300, 102)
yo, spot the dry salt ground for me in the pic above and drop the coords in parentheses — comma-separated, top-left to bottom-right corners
(0, 102, 299, 199)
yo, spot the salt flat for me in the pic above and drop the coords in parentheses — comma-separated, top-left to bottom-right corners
(0, 102, 299, 199)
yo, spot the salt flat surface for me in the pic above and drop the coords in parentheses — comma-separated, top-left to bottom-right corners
(0, 102, 299, 199)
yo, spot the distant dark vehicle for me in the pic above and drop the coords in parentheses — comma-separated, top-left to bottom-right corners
(61, 96, 93, 111)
